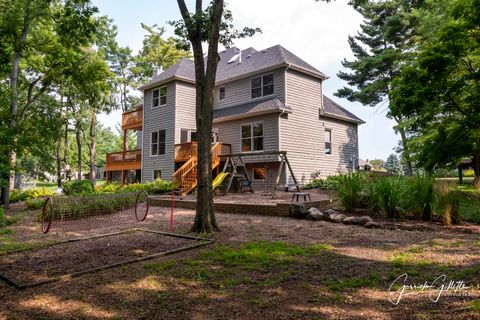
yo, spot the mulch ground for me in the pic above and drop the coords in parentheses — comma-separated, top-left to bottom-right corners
(0, 201, 479, 320)
(0, 230, 196, 285)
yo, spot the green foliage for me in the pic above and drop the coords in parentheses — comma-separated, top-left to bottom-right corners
(404, 176, 435, 221)
(9, 187, 54, 203)
(384, 154, 402, 175)
(304, 175, 341, 190)
(368, 176, 404, 219)
(96, 179, 174, 195)
(26, 198, 46, 210)
(336, 173, 365, 212)
(63, 180, 95, 196)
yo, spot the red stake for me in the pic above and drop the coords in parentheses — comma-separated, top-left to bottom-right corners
(169, 191, 174, 231)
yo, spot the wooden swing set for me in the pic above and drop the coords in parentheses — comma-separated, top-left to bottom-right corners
(219, 151, 300, 198)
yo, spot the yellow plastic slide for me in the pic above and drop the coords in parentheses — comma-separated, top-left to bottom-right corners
(212, 172, 230, 190)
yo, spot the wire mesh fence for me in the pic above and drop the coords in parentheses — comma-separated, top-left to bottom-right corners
(40, 191, 150, 234)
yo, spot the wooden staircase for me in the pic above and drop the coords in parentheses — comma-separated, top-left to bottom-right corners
(172, 143, 227, 195)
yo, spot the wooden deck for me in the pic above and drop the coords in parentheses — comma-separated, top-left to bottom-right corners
(105, 149, 142, 172)
(121, 107, 143, 131)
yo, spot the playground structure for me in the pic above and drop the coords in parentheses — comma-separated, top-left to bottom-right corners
(219, 151, 301, 198)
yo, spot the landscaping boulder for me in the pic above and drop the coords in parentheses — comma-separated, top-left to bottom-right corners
(364, 221, 381, 229)
(307, 207, 323, 221)
(290, 203, 307, 219)
(331, 214, 346, 223)
(323, 209, 339, 221)
(342, 216, 359, 225)
(357, 216, 373, 226)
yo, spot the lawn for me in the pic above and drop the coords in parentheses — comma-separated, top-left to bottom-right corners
(0, 203, 479, 319)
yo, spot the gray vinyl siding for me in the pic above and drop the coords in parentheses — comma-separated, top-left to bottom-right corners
(214, 68, 285, 109)
(320, 117, 359, 176)
(280, 69, 359, 184)
(175, 81, 197, 143)
(214, 113, 279, 158)
(141, 82, 176, 182)
(280, 69, 324, 185)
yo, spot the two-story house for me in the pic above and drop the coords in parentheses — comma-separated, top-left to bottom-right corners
(105, 45, 364, 193)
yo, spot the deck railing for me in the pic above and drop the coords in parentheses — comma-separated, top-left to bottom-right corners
(174, 142, 198, 162)
(105, 149, 142, 171)
(121, 108, 143, 130)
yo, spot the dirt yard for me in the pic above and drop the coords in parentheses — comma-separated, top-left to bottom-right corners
(152, 189, 331, 205)
(1, 202, 480, 319)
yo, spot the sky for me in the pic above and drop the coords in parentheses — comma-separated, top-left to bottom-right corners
(94, 0, 399, 161)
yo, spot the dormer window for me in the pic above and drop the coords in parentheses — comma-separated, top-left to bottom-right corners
(152, 86, 167, 108)
(219, 87, 225, 100)
(251, 74, 274, 99)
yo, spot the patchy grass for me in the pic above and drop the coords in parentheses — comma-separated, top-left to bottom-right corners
(324, 271, 379, 292)
(142, 241, 333, 290)
(0, 236, 33, 255)
(468, 300, 480, 312)
(0, 228, 14, 235)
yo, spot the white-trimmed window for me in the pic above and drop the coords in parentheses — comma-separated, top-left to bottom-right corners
(325, 129, 332, 155)
(152, 86, 167, 108)
(151, 129, 166, 156)
(251, 74, 274, 99)
(241, 122, 264, 152)
(219, 87, 225, 100)
(153, 170, 162, 180)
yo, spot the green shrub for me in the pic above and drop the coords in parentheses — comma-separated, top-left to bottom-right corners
(404, 175, 435, 221)
(9, 187, 54, 203)
(371, 176, 404, 219)
(304, 176, 341, 190)
(95, 179, 174, 195)
(26, 198, 46, 210)
(9, 189, 30, 202)
(62, 180, 94, 195)
(464, 169, 475, 177)
(336, 173, 365, 212)
(0, 207, 5, 227)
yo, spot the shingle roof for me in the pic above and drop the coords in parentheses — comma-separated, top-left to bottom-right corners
(139, 58, 195, 90)
(213, 97, 291, 122)
(139, 45, 327, 90)
(322, 96, 364, 124)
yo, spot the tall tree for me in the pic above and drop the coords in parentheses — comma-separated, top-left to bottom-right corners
(335, 0, 419, 175)
(132, 23, 191, 85)
(171, 0, 259, 233)
(0, 0, 98, 207)
(391, 0, 480, 183)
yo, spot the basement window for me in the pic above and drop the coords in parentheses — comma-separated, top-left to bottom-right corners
(153, 170, 162, 180)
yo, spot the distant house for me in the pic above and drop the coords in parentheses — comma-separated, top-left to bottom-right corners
(105, 45, 364, 194)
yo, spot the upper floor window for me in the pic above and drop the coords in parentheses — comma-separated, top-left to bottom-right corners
(251, 74, 274, 99)
(151, 129, 166, 156)
(325, 129, 332, 155)
(241, 122, 263, 152)
(152, 86, 167, 108)
(219, 87, 225, 100)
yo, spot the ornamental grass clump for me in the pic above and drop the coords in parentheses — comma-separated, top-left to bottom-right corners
(336, 173, 365, 212)
(371, 176, 405, 219)
(404, 175, 435, 221)
(434, 181, 461, 225)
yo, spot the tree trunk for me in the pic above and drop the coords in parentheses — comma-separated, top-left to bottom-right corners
(177, 0, 223, 233)
(474, 150, 480, 188)
(2, 0, 31, 208)
(56, 137, 62, 188)
(89, 111, 97, 186)
(63, 121, 68, 181)
(393, 115, 413, 176)
(76, 126, 82, 180)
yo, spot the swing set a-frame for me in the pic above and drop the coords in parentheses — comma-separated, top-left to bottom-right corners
(218, 150, 300, 198)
